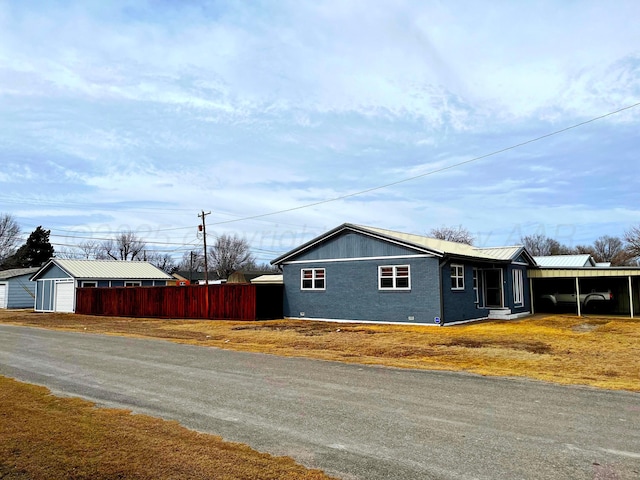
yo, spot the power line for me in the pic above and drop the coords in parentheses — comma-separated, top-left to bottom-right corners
(208, 101, 640, 226)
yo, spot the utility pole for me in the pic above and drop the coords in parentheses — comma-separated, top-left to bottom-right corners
(198, 211, 211, 285)
(198, 210, 211, 318)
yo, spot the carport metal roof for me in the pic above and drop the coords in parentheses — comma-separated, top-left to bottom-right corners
(529, 267, 640, 278)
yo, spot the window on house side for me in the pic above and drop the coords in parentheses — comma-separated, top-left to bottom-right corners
(301, 268, 325, 290)
(513, 269, 524, 306)
(472, 268, 479, 303)
(124, 281, 141, 287)
(81, 281, 97, 288)
(378, 265, 411, 290)
(451, 264, 464, 290)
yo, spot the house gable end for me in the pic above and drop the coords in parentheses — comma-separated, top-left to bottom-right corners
(283, 230, 425, 263)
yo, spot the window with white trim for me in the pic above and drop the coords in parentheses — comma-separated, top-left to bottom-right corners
(81, 281, 97, 288)
(472, 268, 479, 303)
(301, 268, 325, 290)
(513, 269, 524, 306)
(124, 281, 141, 287)
(451, 264, 464, 290)
(378, 265, 411, 290)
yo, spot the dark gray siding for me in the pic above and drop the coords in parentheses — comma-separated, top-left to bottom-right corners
(506, 265, 531, 314)
(291, 232, 421, 262)
(6, 274, 36, 308)
(441, 261, 488, 323)
(283, 257, 441, 324)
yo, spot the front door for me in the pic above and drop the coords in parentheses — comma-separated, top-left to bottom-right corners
(483, 269, 503, 308)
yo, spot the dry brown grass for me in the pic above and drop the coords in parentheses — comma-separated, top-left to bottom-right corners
(1, 309, 639, 392)
(0, 376, 335, 480)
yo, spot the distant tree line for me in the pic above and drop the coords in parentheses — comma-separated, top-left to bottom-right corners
(429, 224, 640, 266)
(0, 212, 277, 278)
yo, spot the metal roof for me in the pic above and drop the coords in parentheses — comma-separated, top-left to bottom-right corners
(533, 255, 595, 268)
(32, 259, 173, 280)
(354, 225, 530, 262)
(250, 274, 283, 284)
(273, 223, 534, 264)
(529, 267, 640, 278)
(0, 267, 40, 280)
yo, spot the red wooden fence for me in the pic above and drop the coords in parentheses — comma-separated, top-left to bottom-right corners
(75, 284, 283, 320)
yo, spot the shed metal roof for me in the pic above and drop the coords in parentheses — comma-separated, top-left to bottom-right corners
(32, 259, 172, 280)
(0, 267, 40, 280)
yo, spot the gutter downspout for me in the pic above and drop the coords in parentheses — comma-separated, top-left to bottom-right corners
(438, 259, 447, 326)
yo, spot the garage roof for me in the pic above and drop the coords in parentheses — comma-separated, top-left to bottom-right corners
(31, 259, 173, 280)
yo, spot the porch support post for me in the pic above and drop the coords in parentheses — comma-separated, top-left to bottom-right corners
(629, 276, 634, 319)
(575, 277, 581, 317)
(529, 277, 534, 314)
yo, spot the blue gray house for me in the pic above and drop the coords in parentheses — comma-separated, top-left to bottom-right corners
(30, 259, 173, 313)
(272, 224, 537, 325)
(0, 267, 39, 309)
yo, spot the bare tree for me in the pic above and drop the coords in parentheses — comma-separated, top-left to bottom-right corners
(145, 251, 178, 274)
(54, 246, 77, 259)
(592, 235, 633, 266)
(101, 231, 146, 261)
(242, 259, 281, 273)
(78, 240, 102, 259)
(428, 225, 474, 245)
(520, 234, 574, 256)
(0, 213, 21, 264)
(624, 225, 640, 263)
(208, 234, 255, 279)
(177, 251, 204, 273)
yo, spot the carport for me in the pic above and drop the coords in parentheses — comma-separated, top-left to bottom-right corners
(529, 267, 640, 317)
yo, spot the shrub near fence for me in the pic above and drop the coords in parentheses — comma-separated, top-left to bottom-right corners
(76, 284, 283, 321)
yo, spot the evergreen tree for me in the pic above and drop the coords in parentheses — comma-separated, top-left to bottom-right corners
(2, 226, 54, 268)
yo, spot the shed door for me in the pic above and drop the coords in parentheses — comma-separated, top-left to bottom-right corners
(0, 284, 6, 309)
(55, 280, 75, 312)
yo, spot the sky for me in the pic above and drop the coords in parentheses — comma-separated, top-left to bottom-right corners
(1, 0, 639, 264)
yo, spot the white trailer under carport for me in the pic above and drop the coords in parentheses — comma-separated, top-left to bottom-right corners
(528, 267, 640, 317)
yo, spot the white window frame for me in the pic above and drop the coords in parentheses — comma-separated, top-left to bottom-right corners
(472, 268, 479, 304)
(124, 281, 142, 287)
(301, 268, 325, 290)
(81, 281, 97, 288)
(513, 269, 524, 306)
(451, 264, 465, 290)
(378, 265, 411, 291)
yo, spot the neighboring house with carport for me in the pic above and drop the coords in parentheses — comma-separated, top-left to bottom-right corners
(271, 223, 537, 325)
(530, 254, 640, 317)
(0, 267, 39, 309)
(30, 259, 173, 313)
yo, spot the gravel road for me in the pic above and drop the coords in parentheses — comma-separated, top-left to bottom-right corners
(1, 324, 638, 479)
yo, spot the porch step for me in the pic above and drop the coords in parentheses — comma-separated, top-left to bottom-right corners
(488, 308, 512, 320)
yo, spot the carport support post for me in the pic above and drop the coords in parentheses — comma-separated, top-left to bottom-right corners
(575, 277, 581, 317)
(629, 276, 634, 319)
(529, 277, 534, 314)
